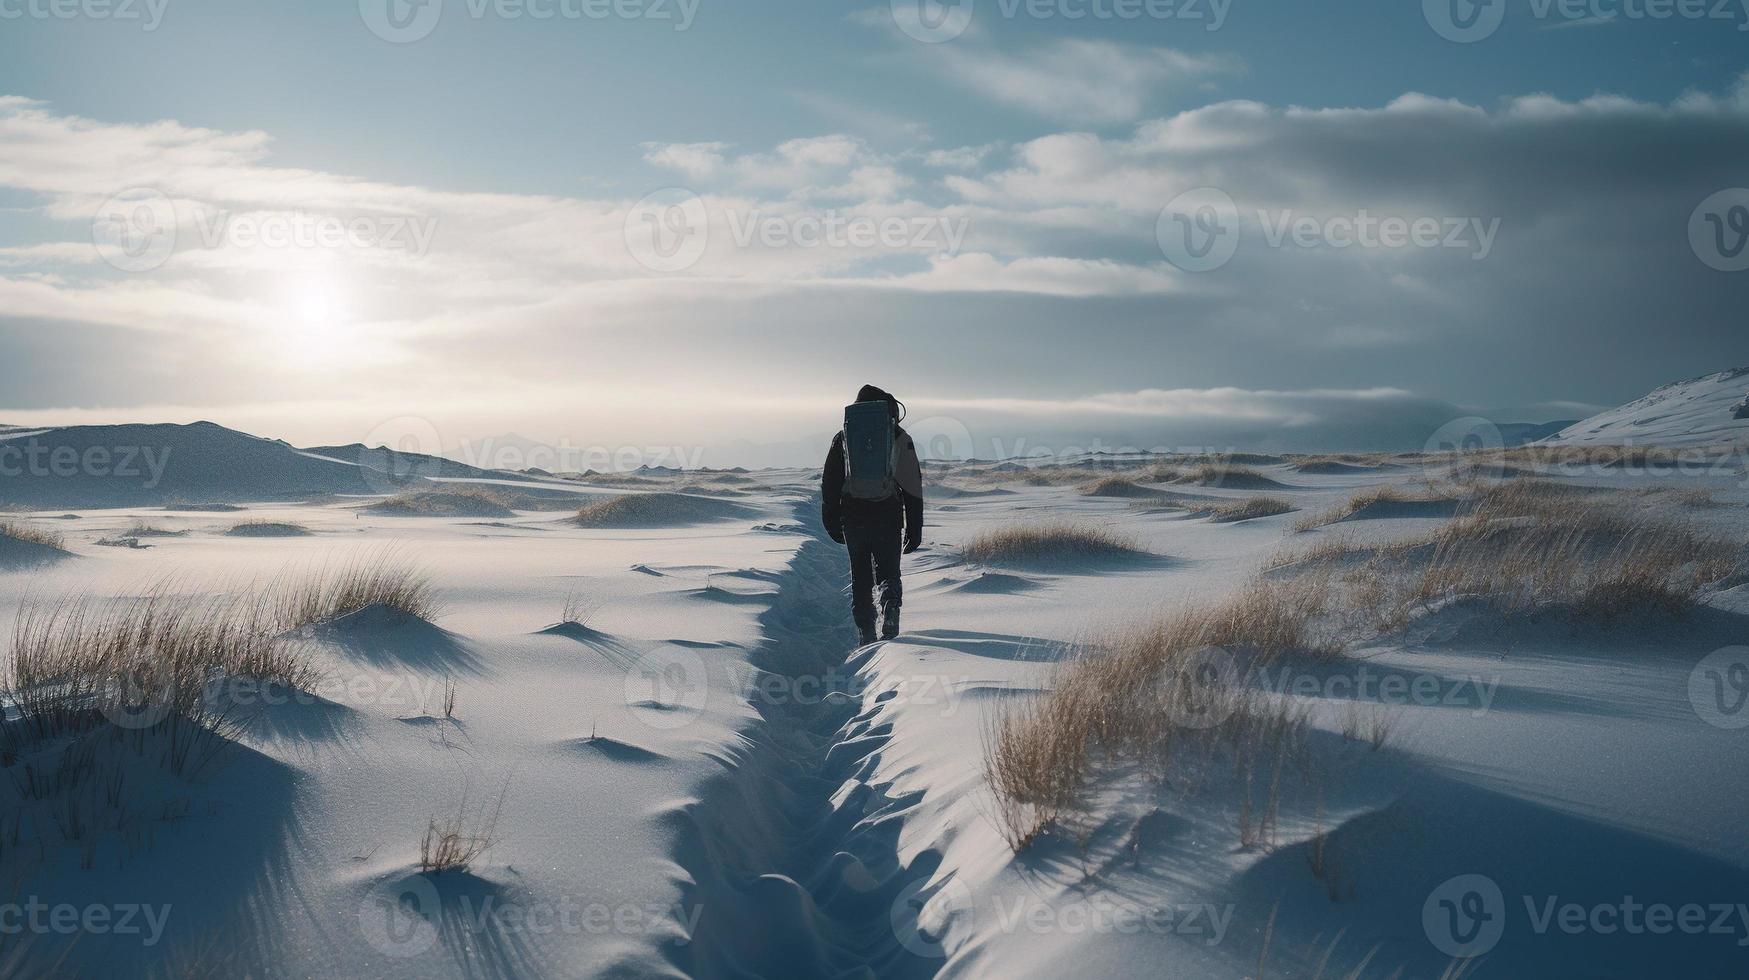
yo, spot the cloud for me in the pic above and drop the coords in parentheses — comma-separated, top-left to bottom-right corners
(874, 252, 1179, 297)
(3, 78, 1747, 458)
(639, 141, 727, 182)
(905, 385, 1470, 456)
(923, 144, 1000, 169)
(926, 39, 1241, 123)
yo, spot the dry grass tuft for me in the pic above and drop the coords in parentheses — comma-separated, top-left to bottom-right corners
(274, 552, 439, 629)
(7, 589, 314, 743)
(1295, 484, 1453, 531)
(561, 587, 602, 628)
(0, 586, 316, 860)
(1079, 476, 1158, 498)
(572, 492, 751, 528)
(962, 522, 1149, 566)
(124, 524, 187, 538)
(1169, 464, 1288, 490)
(368, 486, 517, 517)
(419, 787, 505, 874)
(1413, 487, 1733, 618)
(982, 576, 1338, 851)
(0, 521, 65, 551)
(1283, 478, 1739, 625)
(1198, 497, 1295, 524)
(1288, 454, 1392, 474)
(225, 520, 311, 537)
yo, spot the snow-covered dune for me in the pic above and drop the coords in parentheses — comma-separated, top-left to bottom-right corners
(1544, 366, 1749, 448)
(0, 422, 531, 508)
(3, 453, 1746, 977)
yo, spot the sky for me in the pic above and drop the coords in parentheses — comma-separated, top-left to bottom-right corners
(1, 0, 1746, 467)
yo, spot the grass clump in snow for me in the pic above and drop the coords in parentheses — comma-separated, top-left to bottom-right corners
(274, 552, 439, 629)
(0, 586, 315, 862)
(1288, 479, 1738, 626)
(163, 501, 244, 513)
(419, 788, 505, 874)
(6, 588, 313, 747)
(572, 492, 751, 529)
(1412, 485, 1734, 619)
(366, 486, 517, 518)
(962, 522, 1149, 567)
(1288, 454, 1391, 474)
(0, 520, 65, 551)
(1197, 497, 1295, 524)
(1171, 464, 1287, 490)
(225, 520, 311, 538)
(561, 587, 602, 629)
(1294, 484, 1454, 531)
(1079, 476, 1157, 498)
(124, 524, 187, 538)
(983, 576, 1338, 852)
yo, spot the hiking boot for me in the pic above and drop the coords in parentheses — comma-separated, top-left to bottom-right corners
(880, 605, 901, 641)
(856, 621, 878, 647)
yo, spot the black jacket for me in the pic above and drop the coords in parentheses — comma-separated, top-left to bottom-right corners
(821, 426, 924, 540)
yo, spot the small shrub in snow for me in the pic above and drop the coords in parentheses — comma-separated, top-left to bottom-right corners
(274, 551, 439, 629)
(962, 522, 1148, 566)
(419, 789, 504, 874)
(225, 521, 310, 537)
(1199, 497, 1295, 524)
(561, 587, 602, 628)
(0, 521, 65, 551)
(1295, 484, 1451, 531)
(1078, 476, 1155, 498)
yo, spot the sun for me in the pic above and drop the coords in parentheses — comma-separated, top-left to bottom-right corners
(271, 276, 353, 366)
(296, 290, 334, 326)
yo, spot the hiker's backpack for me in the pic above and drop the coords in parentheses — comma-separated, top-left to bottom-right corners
(842, 401, 898, 500)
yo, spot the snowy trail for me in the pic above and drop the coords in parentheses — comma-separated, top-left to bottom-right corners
(663, 496, 947, 980)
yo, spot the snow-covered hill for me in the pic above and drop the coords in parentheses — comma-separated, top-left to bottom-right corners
(1544, 366, 1749, 448)
(0, 422, 514, 508)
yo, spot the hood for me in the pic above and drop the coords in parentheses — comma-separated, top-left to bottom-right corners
(856, 384, 901, 420)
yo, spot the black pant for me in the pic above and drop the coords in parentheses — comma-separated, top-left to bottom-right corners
(844, 519, 903, 634)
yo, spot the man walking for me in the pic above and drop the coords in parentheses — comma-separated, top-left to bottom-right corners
(821, 384, 924, 645)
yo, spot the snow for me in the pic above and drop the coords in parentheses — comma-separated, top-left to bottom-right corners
(1545, 366, 1749, 449)
(1, 399, 1747, 976)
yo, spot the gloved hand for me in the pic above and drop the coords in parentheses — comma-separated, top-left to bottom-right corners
(828, 525, 845, 545)
(903, 531, 921, 555)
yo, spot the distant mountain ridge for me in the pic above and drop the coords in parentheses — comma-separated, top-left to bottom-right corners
(1543, 366, 1749, 448)
(0, 421, 514, 508)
